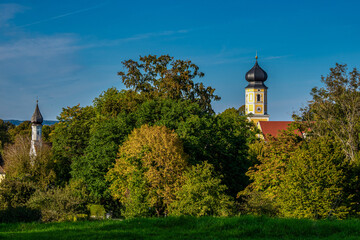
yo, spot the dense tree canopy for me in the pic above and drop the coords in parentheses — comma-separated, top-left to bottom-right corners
(5, 57, 359, 222)
(277, 136, 353, 219)
(177, 108, 257, 197)
(93, 88, 146, 117)
(71, 115, 134, 204)
(52, 105, 95, 184)
(118, 55, 220, 113)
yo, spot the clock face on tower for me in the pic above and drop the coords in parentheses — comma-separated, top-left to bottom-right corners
(256, 106, 262, 113)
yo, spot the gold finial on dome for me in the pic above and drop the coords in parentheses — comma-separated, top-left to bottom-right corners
(255, 51, 258, 60)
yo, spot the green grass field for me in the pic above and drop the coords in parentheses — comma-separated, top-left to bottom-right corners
(1, 216, 360, 240)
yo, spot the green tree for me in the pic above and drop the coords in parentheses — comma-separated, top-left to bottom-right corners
(71, 115, 134, 204)
(106, 125, 188, 217)
(93, 88, 147, 117)
(0, 119, 13, 162)
(301, 64, 360, 164)
(134, 98, 207, 130)
(51, 105, 95, 184)
(177, 108, 257, 197)
(277, 136, 354, 219)
(239, 127, 303, 214)
(72, 98, 205, 207)
(116, 170, 152, 218)
(169, 161, 235, 217)
(8, 121, 31, 141)
(118, 55, 220, 113)
(211, 108, 258, 194)
(42, 124, 55, 143)
(134, 102, 257, 198)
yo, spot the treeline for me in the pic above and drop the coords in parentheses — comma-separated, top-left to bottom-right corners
(0, 56, 359, 222)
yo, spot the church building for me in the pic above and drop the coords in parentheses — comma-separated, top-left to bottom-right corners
(244, 56, 298, 139)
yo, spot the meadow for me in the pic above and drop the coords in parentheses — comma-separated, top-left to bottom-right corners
(1, 216, 360, 240)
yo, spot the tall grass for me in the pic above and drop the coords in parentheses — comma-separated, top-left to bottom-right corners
(1, 215, 360, 240)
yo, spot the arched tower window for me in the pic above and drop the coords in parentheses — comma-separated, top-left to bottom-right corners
(257, 94, 261, 102)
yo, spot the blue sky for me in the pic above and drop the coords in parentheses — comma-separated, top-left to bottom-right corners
(0, 0, 359, 120)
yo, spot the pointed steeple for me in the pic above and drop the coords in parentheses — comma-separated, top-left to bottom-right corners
(31, 100, 43, 124)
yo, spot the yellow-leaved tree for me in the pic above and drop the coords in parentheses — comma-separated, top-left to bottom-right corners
(106, 124, 188, 217)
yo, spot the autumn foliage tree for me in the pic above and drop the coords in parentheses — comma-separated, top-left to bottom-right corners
(2, 135, 55, 190)
(0, 135, 55, 209)
(106, 125, 188, 217)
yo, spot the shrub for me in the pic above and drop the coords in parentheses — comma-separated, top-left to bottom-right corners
(26, 180, 88, 222)
(277, 137, 354, 219)
(168, 162, 235, 217)
(239, 191, 278, 216)
(0, 207, 41, 223)
(0, 177, 36, 209)
(88, 204, 106, 219)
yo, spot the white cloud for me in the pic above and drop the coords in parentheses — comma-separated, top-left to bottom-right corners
(0, 4, 25, 27)
(0, 35, 82, 60)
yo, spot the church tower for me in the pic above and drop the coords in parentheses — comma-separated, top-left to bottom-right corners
(245, 55, 269, 124)
(30, 100, 43, 157)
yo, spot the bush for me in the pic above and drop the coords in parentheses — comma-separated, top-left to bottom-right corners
(0, 178, 36, 209)
(277, 137, 354, 219)
(169, 162, 235, 217)
(239, 191, 278, 216)
(88, 204, 106, 219)
(0, 207, 41, 223)
(26, 180, 88, 222)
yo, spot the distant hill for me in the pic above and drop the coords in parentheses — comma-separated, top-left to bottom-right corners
(4, 120, 58, 126)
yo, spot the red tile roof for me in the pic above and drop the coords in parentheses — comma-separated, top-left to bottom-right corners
(258, 121, 303, 139)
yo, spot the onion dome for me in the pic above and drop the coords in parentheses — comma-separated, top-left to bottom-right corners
(245, 56, 268, 82)
(31, 101, 43, 124)
(245, 55, 268, 89)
